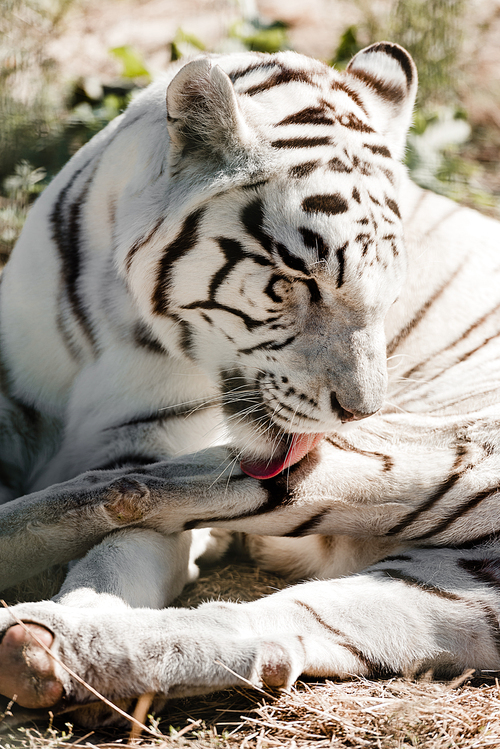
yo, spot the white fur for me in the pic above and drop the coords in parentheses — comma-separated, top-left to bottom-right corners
(1, 45, 500, 722)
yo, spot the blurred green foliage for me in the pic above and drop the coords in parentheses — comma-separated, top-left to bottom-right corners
(329, 2, 496, 214)
(390, 0, 466, 107)
(110, 46, 151, 81)
(331, 26, 363, 69)
(0, 162, 46, 260)
(228, 19, 289, 54)
(170, 29, 206, 61)
(1, 0, 498, 260)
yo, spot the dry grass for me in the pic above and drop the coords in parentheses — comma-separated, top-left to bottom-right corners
(2, 562, 500, 749)
(4, 673, 500, 748)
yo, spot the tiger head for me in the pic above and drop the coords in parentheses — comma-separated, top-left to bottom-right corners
(129, 44, 417, 477)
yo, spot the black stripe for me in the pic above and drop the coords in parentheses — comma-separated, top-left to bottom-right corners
(264, 274, 286, 303)
(241, 199, 274, 256)
(287, 510, 328, 537)
(269, 399, 320, 422)
(368, 42, 415, 87)
(299, 228, 329, 261)
(325, 434, 393, 472)
(133, 323, 166, 355)
(125, 218, 164, 273)
(385, 197, 401, 218)
(447, 330, 500, 375)
(271, 137, 331, 149)
(55, 306, 84, 361)
(238, 334, 296, 356)
(330, 81, 368, 116)
(478, 603, 500, 657)
(93, 454, 160, 471)
(229, 61, 277, 84)
(51, 169, 99, 354)
(381, 167, 395, 184)
(372, 569, 462, 601)
(349, 69, 405, 105)
(182, 300, 276, 331)
(337, 111, 374, 133)
(399, 301, 500, 385)
(387, 262, 465, 356)
(104, 401, 216, 431)
(302, 193, 348, 215)
(275, 242, 310, 276)
(276, 106, 335, 127)
(379, 554, 413, 562)
(415, 487, 500, 542)
(327, 157, 352, 173)
(294, 600, 382, 673)
(209, 238, 244, 300)
(449, 533, 500, 550)
(176, 317, 196, 359)
(356, 233, 372, 257)
(459, 558, 500, 591)
(152, 208, 205, 316)
(386, 444, 467, 536)
(288, 161, 320, 179)
(210, 236, 272, 301)
(365, 144, 392, 158)
(335, 241, 348, 288)
(241, 180, 269, 191)
(305, 277, 321, 303)
(242, 67, 314, 96)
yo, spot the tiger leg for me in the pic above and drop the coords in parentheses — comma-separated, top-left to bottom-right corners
(0, 545, 499, 716)
(0, 528, 197, 708)
(243, 534, 403, 580)
(2, 410, 500, 588)
(53, 528, 196, 609)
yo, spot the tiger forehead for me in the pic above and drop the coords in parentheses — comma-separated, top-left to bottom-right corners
(230, 58, 373, 136)
(238, 159, 403, 275)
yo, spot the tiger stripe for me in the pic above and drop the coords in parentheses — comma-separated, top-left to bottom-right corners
(387, 262, 466, 356)
(370, 568, 463, 601)
(294, 600, 381, 673)
(152, 208, 205, 316)
(51, 166, 99, 357)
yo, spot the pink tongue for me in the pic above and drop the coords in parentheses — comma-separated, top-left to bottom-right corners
(240, 433, 324, 479)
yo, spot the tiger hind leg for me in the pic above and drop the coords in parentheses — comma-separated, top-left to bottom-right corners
(0, 544, 499, 718)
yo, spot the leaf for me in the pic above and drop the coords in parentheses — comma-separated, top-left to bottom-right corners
(331, 26, 362, 69)
(109, 46, 150, 80)
(229, 20, 289, 53)
(170, 29, 205, 61)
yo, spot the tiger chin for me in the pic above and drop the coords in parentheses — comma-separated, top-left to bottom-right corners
(1, 41, 500, 727)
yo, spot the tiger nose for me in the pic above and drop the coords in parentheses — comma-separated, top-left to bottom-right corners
(330, 393, 377, 423)
(339, 406, 374, 423)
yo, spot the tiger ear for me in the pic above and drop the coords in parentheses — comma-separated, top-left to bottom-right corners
(346, 42, 417, 160)
(166, 58, 254, 157)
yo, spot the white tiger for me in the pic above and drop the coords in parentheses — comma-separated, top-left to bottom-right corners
(1, 42, 500, 724)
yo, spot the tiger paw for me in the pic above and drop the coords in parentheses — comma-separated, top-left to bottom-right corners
(104, 477, 152, 523)
(0, 624, 63, 709)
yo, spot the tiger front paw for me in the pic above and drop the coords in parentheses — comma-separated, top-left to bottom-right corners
(0, 623, 63, 709)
